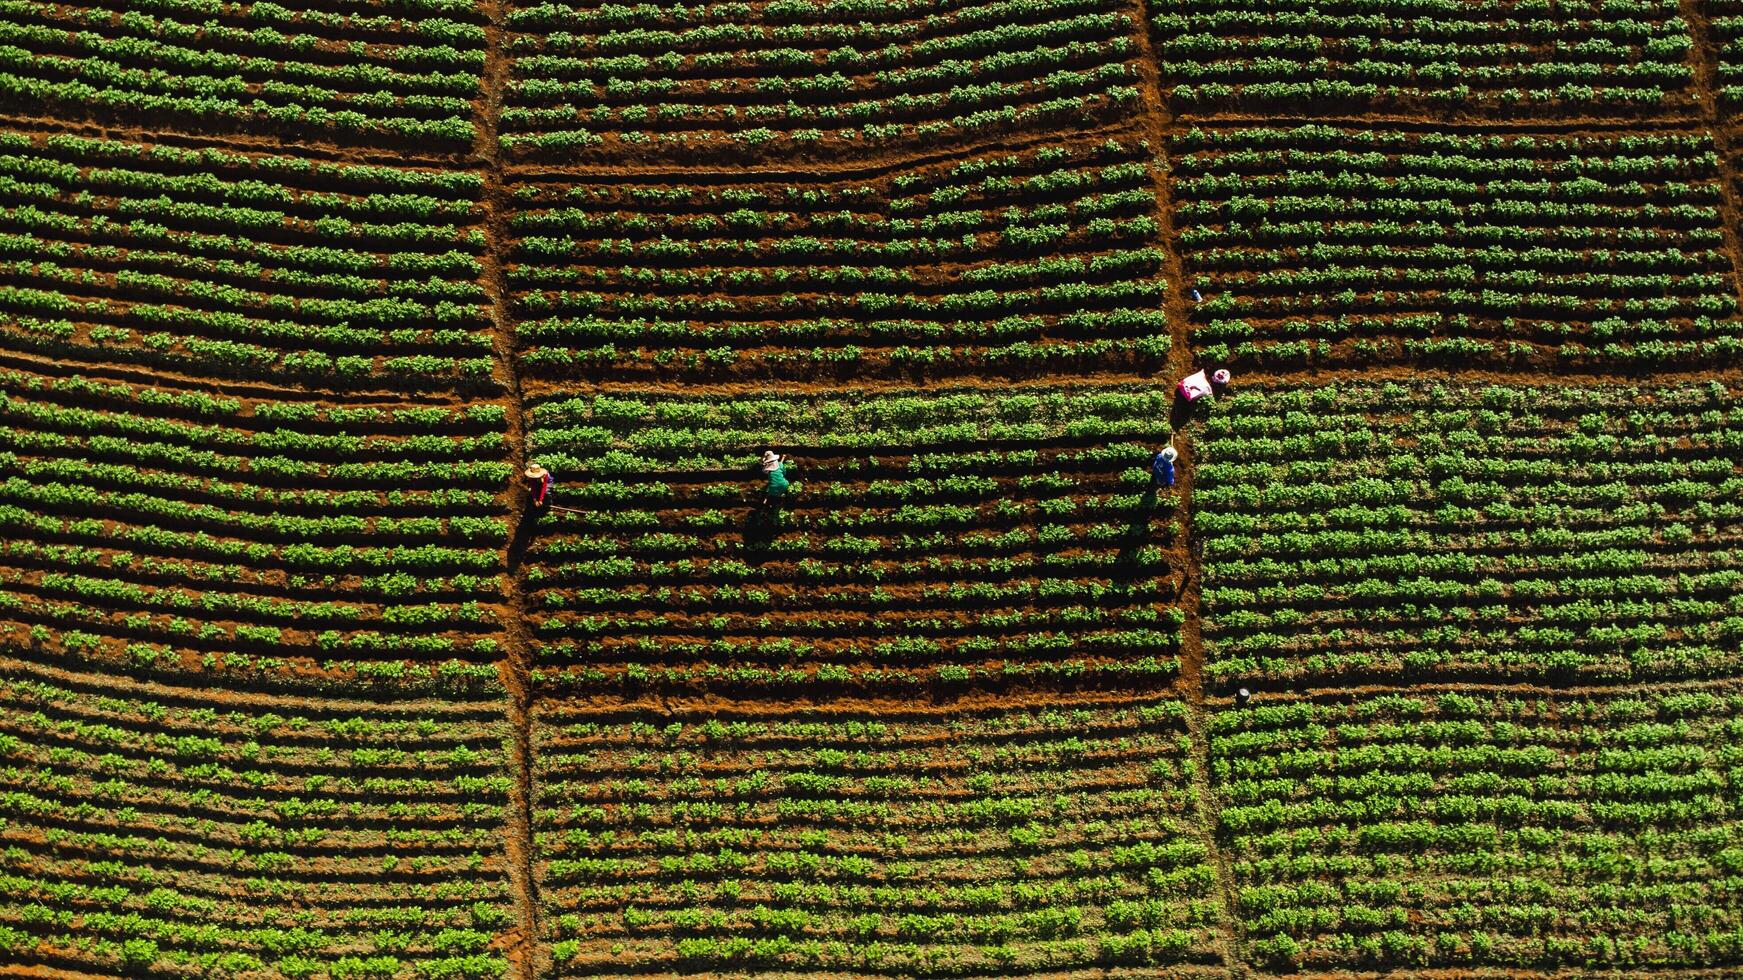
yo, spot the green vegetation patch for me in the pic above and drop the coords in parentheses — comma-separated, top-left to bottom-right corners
(1195, 380, 1743, 684)
(510, 139, 1170, 382)
(0, 0, 483, 143)
(534, 698, 1223, 974)
(0, 367, 511, 690)
(1210, 685, 1743, 971)
(1173, 126, 1743, 369)
(0, 661, 513, 976)
(502, 0, 1144, 157)
(1153, 0, 1695, 113)
(0, 129, 496, 387)
(525, 385, 1186, 692)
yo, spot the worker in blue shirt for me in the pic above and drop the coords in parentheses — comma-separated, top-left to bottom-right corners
(1151, 445, 1177, 488)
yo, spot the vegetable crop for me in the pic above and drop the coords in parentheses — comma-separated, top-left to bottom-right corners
(501, 0, 1146, 159)
(0, 131, 496, 387)
(523, 385, 1187, 693)
(0, 661, 513, 976)
(0, 0, 485, 142)
(1, 1, 1740, 975)
(1173, 126, 1743, 369)
(1195, 381, 1743, 684)
(1153, 0, 1695, 112)
(509, 139, 1171, 383)
(534, 698, 1221, 974)
(1211, 685, 1743, 970)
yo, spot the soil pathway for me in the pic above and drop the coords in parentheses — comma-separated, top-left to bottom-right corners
(1127, 1, 1251, 971)
(472, 3, 546, 977)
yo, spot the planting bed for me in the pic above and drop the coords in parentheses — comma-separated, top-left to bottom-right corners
(1194, 381, 1743, 685)
(0, 129, 497, 388)
(0, 0, 485, 144)
(531, 696, 1223, 975)
(1172, 125, 1743, 370)
(522, 385, 1185, 694)
(500, 0, 1146, 160)
(0, 655, 514, 976)
(1210, 683, 1743, 970)
(0, 366, 512, 690)
(1151, 0, 1697, 115)
(508, 139, 1171, 383)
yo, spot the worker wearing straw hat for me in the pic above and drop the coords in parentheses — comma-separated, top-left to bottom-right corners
(1151, 445, 1178, 488)
(760, 450, 789, 507)
(523, 462, 553, 509)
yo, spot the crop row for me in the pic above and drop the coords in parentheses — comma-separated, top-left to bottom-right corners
(500, 0, 1144, 158)
(1171, 125, 1743, 369)
(1209, 685, 1743, 970)
(1193, 381, 1743, 684)
(509, 139, 1169, 383)
(0, 653, 512, 978)
(1151, 0, 1695, 113)
(532, 697, 1222, 975)
(524, 385, 1184, 693)
(1709, 0, 1743, 102)
(0, 0, 484, 143)
(0, 128, 497, 388)
(0, 365, 511, 690)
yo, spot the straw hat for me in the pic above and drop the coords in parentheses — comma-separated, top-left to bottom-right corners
(1211, 369, 1231, 385)
(760, 450, 782, 473)
(524, 463, 548, 480)
(1160, 446, 1178, 463)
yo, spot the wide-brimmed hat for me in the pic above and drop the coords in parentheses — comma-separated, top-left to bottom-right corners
(760, 450, 782, 473)
(524, 463, 548, 479)
(1211, 369, 1231, 385)
(1160, 446, 1178, 463)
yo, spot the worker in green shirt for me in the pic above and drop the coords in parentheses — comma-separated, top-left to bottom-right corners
(760, 450, 789, 506)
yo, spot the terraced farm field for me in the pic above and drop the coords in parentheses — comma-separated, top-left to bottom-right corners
(522, 386, 1184, 693)
(3, 0, 1743, 977)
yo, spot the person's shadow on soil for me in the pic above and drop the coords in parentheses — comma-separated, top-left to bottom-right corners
(742, 502, 779, 556)
(508, 508, 538, 574)
(1168, 393, 1197, 433)
(1113, 485, 1159, 583)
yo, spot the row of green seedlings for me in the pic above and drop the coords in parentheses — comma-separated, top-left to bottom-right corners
(1153, 0, 1693, 109)
(1688, 0, 1743, 104)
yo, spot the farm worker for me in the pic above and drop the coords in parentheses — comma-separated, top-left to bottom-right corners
(1212, 368, 1232, 390)
(1191, 288, 1203, 303)
(523, 462, 553, 508)
(1236, 687, 1252, 708)
(1177, 369, 1213, 402)
(760, 451, 789, 506)
(1151, 446, 1177, 488)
